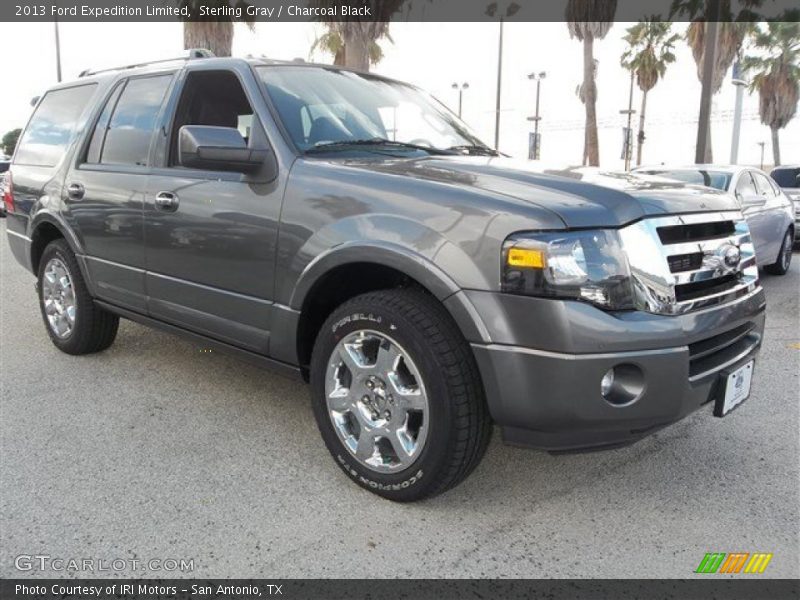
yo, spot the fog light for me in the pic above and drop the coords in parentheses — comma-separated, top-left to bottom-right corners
(600, 364, 645, 406)
(600, 369, 615, 397)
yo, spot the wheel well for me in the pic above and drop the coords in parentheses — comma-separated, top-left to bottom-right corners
(30, 222, 64, 274)
(296, 262, 428, 378)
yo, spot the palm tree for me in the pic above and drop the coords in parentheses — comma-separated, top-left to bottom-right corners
(566, 0, 617, 166)
(310, 1, 407, 71)
(621, 21, 679, 165)
(309, 27, 393, 67)
(741, 22, 800, 166)
(671, 0, 762, 162)
(178, 1, 254, 57)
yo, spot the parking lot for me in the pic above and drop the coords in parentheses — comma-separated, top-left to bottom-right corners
(0, 219, 798, 579)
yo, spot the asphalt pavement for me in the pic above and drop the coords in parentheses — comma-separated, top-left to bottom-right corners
(1, 219, 798, 579)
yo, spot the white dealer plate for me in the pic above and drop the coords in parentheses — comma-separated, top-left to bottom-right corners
(715, 360, 754, 417)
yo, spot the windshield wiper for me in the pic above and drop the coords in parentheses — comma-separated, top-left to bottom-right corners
(445, 144, 499, 157)
(306, 138, 455, 155)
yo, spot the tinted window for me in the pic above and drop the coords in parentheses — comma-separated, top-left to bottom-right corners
(735, 172, 758, 197)
(101, 75, 172, 166)
(0, 162, 9, 173)
(15, 84, 97, 167)
(770, 167, 800, 188)
(85, 83, 124, 164)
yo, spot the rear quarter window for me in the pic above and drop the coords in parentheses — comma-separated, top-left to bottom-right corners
(14, 83, 97, 167)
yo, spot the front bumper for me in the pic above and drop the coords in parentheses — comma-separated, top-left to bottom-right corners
(463, 288, 766, 452)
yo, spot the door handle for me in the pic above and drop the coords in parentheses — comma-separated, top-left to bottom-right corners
(67, 182, 85, 201)
(154, 191, 179, 211)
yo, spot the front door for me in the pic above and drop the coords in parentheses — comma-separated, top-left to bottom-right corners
(144, 67, 282, 354)
(734, 171, 771, 264)
(750, 170, 786, 263)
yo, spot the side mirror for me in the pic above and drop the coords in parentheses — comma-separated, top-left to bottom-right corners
(179, 125, 269, 173)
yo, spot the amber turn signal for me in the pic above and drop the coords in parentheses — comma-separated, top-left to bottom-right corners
(507, 247, 545, 268)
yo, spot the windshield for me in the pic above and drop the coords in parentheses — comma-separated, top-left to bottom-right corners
(639, 169, 732, 191)
(257, 66, 491, 155)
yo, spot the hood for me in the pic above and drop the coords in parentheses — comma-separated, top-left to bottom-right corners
(336, 156, 739, 228)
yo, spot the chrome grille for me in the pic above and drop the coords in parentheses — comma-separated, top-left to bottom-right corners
(618, 211, 759, 315)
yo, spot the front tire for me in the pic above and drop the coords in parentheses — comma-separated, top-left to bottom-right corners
(310, 288, 492, 501)
(764, 228, 793, 275)
(37, 239, 119, 354)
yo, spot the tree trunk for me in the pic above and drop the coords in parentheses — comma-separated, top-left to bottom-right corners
(583, 36, 599, 166)
(333, 48, 346, 66)
(771, 127, 780, 167)
(183, 21, 233, 57)
(342, 27, 371, 71)
(704, 120, 713, 163)
(636, 90, 648, 166)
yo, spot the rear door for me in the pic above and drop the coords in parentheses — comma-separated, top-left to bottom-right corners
(143, 65, 282, 354)
(67, 72, 175, 311)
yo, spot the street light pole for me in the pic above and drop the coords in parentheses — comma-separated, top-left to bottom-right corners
(527, 71, 545, 160)
(494, 17, 504, 150)
(730, 60, 746, 164)
(621, 70, 636, 171)
(54, 20, 62, 82)
(486, 2, 520, 152)
(451, 82, 469, 119)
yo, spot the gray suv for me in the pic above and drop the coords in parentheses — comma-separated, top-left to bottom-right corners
(5, 53, 766, 501)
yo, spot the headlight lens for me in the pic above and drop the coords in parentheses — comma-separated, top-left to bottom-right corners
(502, 230, 634, 310)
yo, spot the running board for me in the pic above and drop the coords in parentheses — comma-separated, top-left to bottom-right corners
(94, 300, 303, 381)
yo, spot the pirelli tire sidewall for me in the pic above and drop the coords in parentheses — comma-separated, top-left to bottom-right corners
(309, 291, 468, 502)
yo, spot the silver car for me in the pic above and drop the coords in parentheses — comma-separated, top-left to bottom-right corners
(770, 165, 800, 243)
(634, 165, 795, 275)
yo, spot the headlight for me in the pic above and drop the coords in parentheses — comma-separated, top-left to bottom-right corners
(502, 230, 634, 310)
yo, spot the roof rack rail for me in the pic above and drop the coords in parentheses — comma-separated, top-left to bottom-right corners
(78, 48, 214, 78)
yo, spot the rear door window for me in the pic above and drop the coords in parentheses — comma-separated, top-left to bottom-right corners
(97, 74, 172, 167)
(15, 84, 97, 167)
(85, 82, 124, 164)
(752, 172, 777, 197)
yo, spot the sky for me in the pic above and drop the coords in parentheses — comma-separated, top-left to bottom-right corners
(0, 20, 797, 169)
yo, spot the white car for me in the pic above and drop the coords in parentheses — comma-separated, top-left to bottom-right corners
(634, 165, 795, 275)
(770, 165, 800, 244)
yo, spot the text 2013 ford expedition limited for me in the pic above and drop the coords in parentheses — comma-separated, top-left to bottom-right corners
(4, 53, 766, 501)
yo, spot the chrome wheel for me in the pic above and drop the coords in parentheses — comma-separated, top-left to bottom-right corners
(325, 330, 429, 473)
(41, 257, 76, 338)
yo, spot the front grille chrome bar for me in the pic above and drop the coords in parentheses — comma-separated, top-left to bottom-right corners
(618, 211, 760, 316)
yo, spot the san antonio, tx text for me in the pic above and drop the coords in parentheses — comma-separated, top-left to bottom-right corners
(16, 583, 281, 597)
(38, 3, 373, 18)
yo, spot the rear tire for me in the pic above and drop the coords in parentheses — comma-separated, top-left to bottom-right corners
(310, 288, 492, 501)
(764, 229, 793, 275)
(37, 239, 119, 354)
